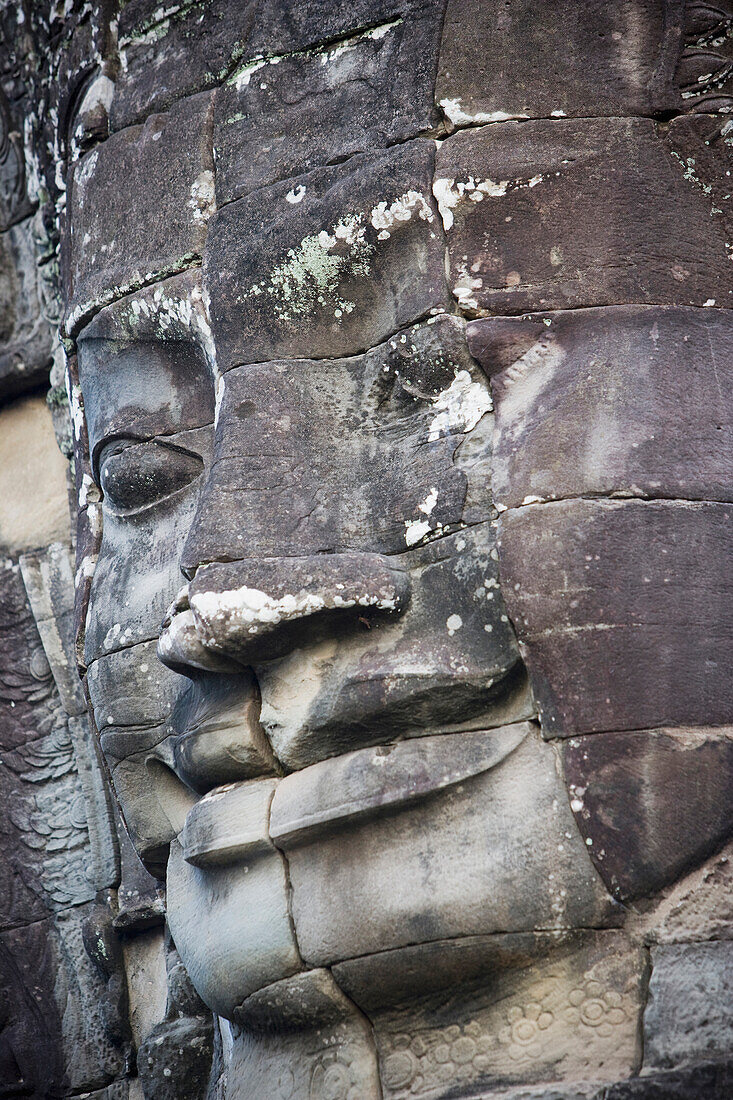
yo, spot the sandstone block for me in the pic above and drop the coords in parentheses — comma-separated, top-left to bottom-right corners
(214, 6, 443, 203)
(562, 728, 733, 902)
(435, 117, 731, 314)
(498, 500, 733, 736)
(282, 727, 617, 966)
(436, 0, 682, 125)
(467, 306, 733, 509)
(65, 94, 214, 334)
(334, 930, 645, 1097)
(642, 943, 733, 1072)
(204, 141, 446, 367)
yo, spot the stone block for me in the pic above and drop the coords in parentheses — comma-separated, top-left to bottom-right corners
(282, 727, 617, 966)
(436, 0, 682, 125)
(181, 777, 278, 868)
(113, 0, 429, 130)
(333, 930, 645, 1097)
(181, 314, 487, 563)
(20, 542, 85, 716)
(562, 728, 733, 902)
(270, 723, 528, 847)
(642, 942, 733, 1072)
(214, 6, 444, 204)
(65, 93, 215, 334)
(466, 305, 733, 509)
(633, 841, 733, 945)
(227, 968, 381, 1100)
(137, 1015, 213, 1100)
(166, 833, 302, 1020)
(498, 500, 733, 736)
(600, 1061, 733, 1098)
(204, 141, 446, 367)
(435, 117, 731, 314)
(0, 215, 54, 400)
(76, 271, 215, 457)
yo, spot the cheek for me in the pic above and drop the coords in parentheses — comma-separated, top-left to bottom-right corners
(84, 495, 198, 666)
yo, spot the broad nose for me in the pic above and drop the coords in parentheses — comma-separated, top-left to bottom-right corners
(158, 553, 410, 669)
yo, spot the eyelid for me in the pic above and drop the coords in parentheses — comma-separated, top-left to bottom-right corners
(99, 438, 205, 515)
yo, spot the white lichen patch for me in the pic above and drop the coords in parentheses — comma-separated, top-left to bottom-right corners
(446, 613, 463, 636)
(427, 370, 492, 441)
(189, 170, 216, 224)
(404, 518, 432, 547)
(433, 173, 544, 231)
(190, 582, 399, 640)
(438, 98, 529, 126)
(370, 190, 434, 239)
(286, 185, 306, 204)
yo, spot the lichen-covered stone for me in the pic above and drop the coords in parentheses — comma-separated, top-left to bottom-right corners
(214, 5, 444, 204)
(204, 141, 447, 367)
(435, 116, 732, 314)
(65, 93, 215, 335)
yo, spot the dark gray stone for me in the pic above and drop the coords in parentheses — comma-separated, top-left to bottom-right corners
(112, 0, 434, 131)
(436, 0, 683, 125)
(137, 1014, 213, 1100)
(65, 92, 215, 335)
(498, 500, 733, 736)
(204, 141, 447, 368)
(642, 943, 733, 1072)
(562, 728, 733, 902)
(0, 216, 54, 401)
(466, 305, 733, 509)
(214, 4, 444, 204)
(598, 1060, 733, 1098)
(435, 116, 732, 314)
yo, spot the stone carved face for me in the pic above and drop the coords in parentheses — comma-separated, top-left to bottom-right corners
(65, 0, 732, 1072)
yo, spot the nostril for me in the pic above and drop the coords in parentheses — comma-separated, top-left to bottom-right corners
(185, 553, 410, 663)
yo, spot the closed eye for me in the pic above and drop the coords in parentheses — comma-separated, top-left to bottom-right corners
(99, 439, 204, 514)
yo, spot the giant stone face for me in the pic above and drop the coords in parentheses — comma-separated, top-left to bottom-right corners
(62, 1, 733, 1096)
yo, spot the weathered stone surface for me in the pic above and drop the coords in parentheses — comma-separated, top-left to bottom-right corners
(334, 931, 645, 1097)
(20, 542, 85, 715)
(3, 905, 126, 1094)
(227, 968, 381, 1100)
(204, 141, 446, 367)
(632, 841, 733, 945)
(562, 728, 733, 902)
(113, 0, 435, 131)
(180, 315, 487, 562)
(436, 0, 682, 125)
(166, 833, 302, 1020)
(467, 305, 733, 509)
(76, 271, 215, 456)
(65, 93, 215, 334)
(283, 727, 617, 966)
(122, 926, 168, 1051)
(435, 116, 732, 314)
(0, 87, 35, 231)
(600, 1060, 733, 1098)
(642, 942, 733, 1072)
(677, 2, 733, 115)
(270, 724, 528, 848)
(182, 777, 278, 868)
(0, 395, 70, 555)
(171, 670, 277, 793)
(137, 1014, 213, 1100)
(0, 216, 54, 400)
(214, 6, 444, 204)
(0, 917, 63, 1098)
(498, 500, 733, 736)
